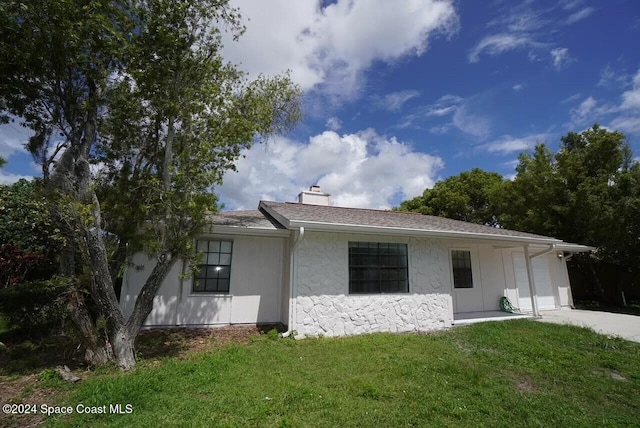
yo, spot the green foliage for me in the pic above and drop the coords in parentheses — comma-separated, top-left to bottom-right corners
(501, 125, 639, 268)
(0, 278, 73, 337)
(0, 179, 64, 256)
(0, 179, 63, 286)
(397, 168, 505, 226)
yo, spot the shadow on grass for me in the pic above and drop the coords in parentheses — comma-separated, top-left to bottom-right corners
(135, 323, 284, 361)
(0, 322, 285, 375)
(0, 330, 86, 376)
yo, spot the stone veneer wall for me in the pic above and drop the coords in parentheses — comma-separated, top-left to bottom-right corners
(294, 231, 453, 337)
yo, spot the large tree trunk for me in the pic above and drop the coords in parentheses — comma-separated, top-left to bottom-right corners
(67, 289, 114, 366)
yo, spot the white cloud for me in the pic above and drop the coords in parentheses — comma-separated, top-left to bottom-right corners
(0, 171, 33, 185)
(376, 90, 421, 111)
(217, 129, 444, 210)
(619, 69, 640, 111)
(562, 93, 581, 103)
(565, 7, 594, 25)
(224, 0, 459, 99)
(609, 116, 640, 135)
(325, 117, 342, 131)
(597, 65, 630, 88)
(429, 124, 452, 134)
(468, 34, 542, 63)
(512, 84, 525, 91)
(569, 96, 597, 126)
(479, 133, 550, 154)
(452, 104, 491, 138)
(550, 47, 574, 70)
(403, 94, 489, 138)
(426, 106, 456, 116)
(561, 0, 584, 10)
(0, 121, 31, 160)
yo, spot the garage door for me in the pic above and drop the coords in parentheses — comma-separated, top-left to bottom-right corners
(513, 254, 557, 311)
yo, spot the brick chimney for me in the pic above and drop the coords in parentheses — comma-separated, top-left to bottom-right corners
(297, 185, 331, 206)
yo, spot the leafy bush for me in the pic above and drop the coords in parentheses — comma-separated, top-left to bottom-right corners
(0, 278, 72, 338)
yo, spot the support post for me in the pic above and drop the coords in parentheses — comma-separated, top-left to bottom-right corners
(524, 245, 540, 317)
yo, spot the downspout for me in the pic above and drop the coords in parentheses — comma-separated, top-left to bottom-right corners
(524, 243, 556, 317)
(174, 258, 187, 326)
(282, 227, 305, 338)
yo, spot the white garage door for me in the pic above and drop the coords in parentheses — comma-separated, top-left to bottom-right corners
(513, 254, 557, 311)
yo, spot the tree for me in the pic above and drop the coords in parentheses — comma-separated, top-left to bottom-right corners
(499, 125, 639, 304)
(0, 0, 301, 369)
(498, 144, 568, 238)
(396, 168, 505, 226)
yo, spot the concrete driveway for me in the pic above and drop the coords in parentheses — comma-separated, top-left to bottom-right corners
(539, 309, 640, 343)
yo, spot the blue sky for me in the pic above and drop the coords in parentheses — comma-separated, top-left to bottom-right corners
(1, 0, 639, 210)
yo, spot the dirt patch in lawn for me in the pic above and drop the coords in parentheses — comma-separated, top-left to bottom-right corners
(0, 375, 65, 428)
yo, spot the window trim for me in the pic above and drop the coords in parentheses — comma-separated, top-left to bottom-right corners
(450, 248, 474, 289)
(348, 241, 410, 295)
(192, 239, 233, 294)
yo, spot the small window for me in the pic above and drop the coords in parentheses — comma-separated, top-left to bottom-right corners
(349, 242, 409, 294)
(451, 250, 473, 289)
(193, 240, 233, 293)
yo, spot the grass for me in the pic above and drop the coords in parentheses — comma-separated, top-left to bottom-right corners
(31, 320, 640, 428)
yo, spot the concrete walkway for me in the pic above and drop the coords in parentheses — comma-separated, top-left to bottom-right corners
(539, 309, 640, 343)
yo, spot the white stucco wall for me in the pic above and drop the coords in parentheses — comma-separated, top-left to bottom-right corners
(293, 231, 453, 337)
(120, 234, 288, 326)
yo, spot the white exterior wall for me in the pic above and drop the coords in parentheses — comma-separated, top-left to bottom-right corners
(293, 231, 453, 337)
(120, 234, 288, 326)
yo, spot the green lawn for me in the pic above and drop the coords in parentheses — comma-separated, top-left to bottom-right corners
(13, 321, 640, 427)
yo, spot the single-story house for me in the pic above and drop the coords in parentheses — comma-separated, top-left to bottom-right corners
(120, 186, 591, 337)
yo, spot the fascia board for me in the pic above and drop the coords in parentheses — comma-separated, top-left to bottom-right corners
(555, 243, 594, 252)
(287, 220, 562, 245)
(203, 225, 290, 237)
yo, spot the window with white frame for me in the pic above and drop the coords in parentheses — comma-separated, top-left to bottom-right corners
(451, 249, 473, 289)
(349, 242, 409, 294)
(193, 240, 233, 293)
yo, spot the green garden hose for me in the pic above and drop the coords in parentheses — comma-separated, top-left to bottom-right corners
(499, 296, 520, 314)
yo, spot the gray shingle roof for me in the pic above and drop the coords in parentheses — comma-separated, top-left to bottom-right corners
(259, 201, 560, 242)
(209, 210, 285, 230)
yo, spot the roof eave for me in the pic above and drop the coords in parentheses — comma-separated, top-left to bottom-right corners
(287, 220, 563, 245)
(203, 224, 290, 237)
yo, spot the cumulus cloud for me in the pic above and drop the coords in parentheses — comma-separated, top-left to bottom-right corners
(479, 133, 550, 154)
(550, 47, 574, 70)
(223, 0, 459, 99)
(512, 84, 525, 91)
(217, 129, 444, 210)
